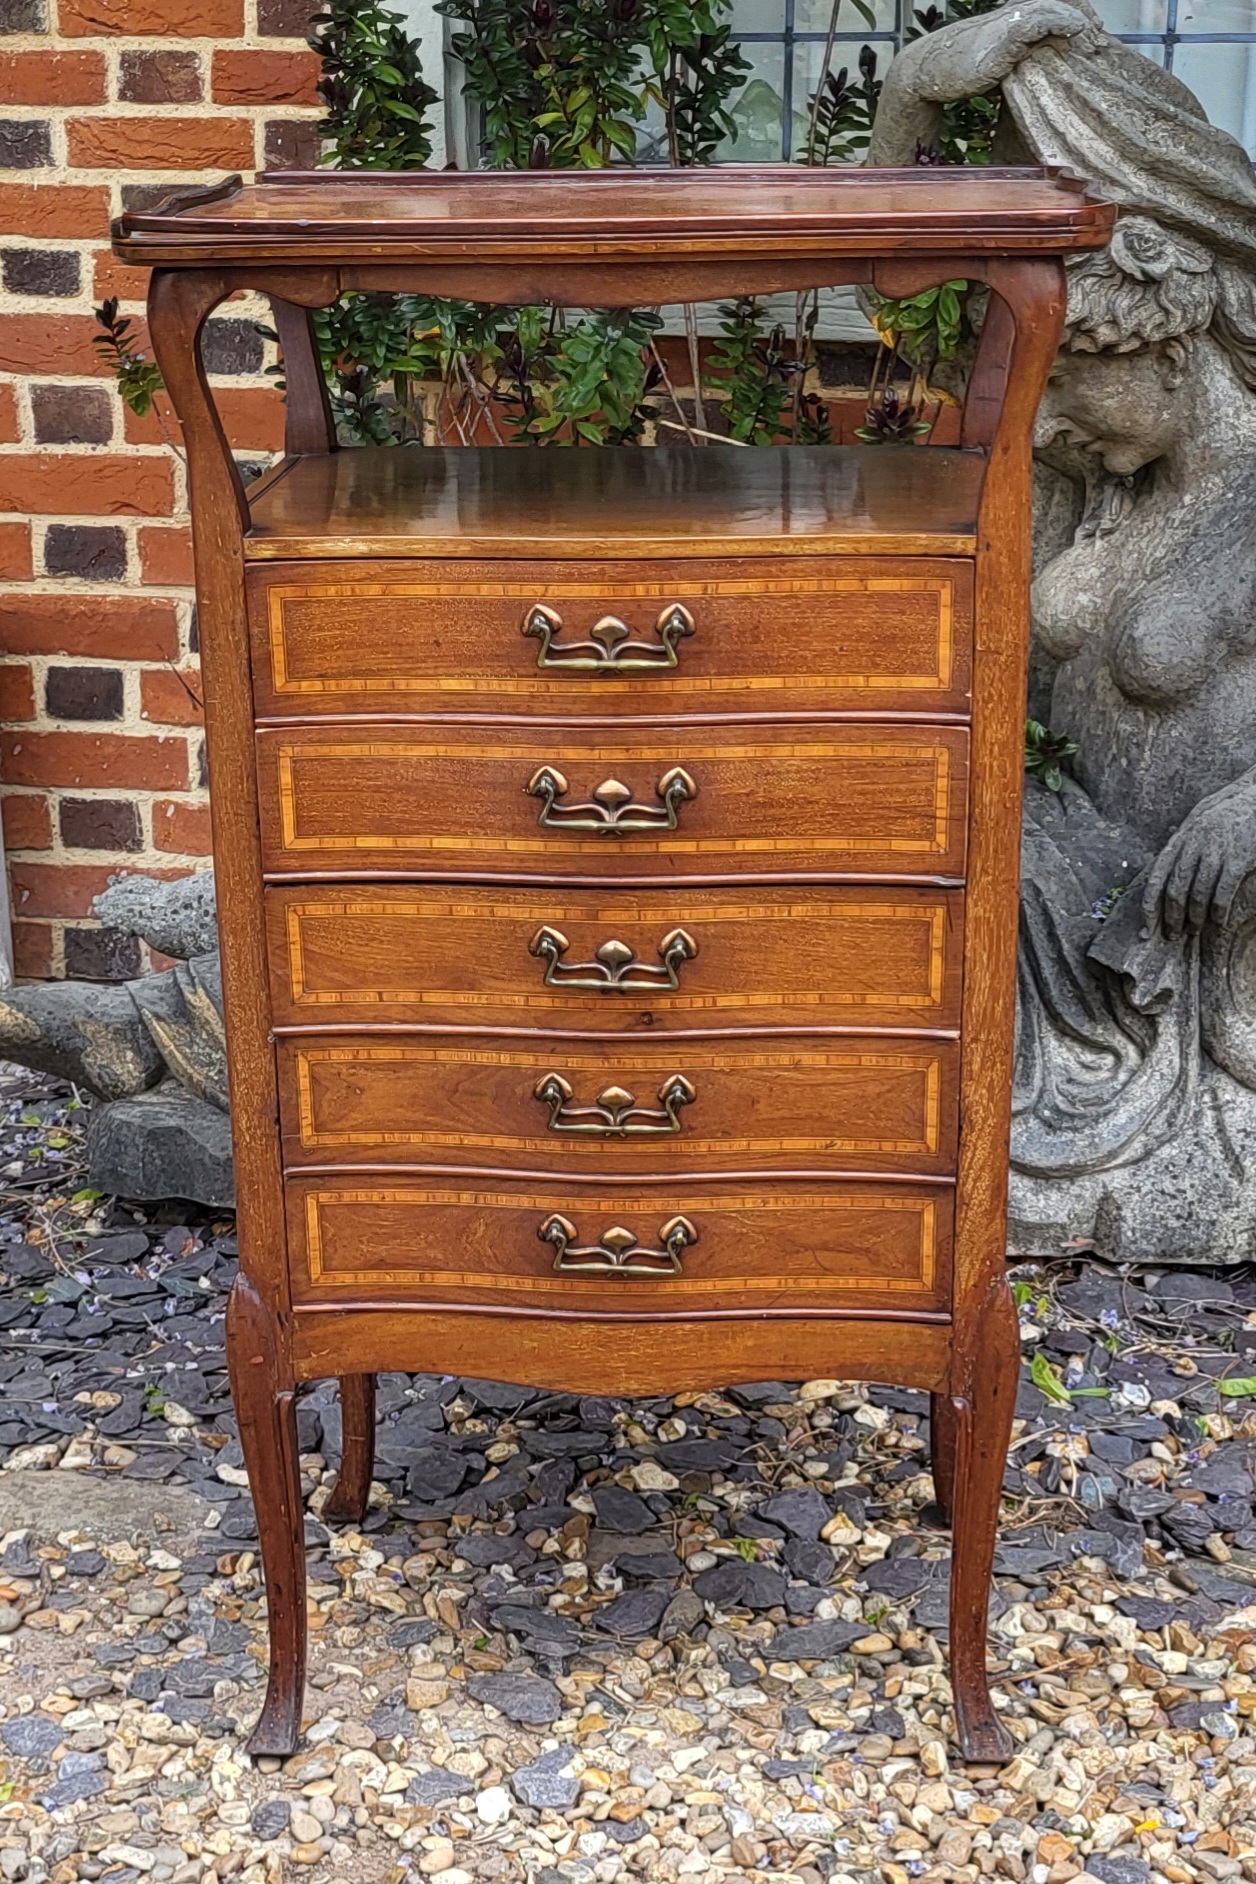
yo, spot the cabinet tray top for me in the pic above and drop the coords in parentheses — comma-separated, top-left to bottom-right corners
(112, 165, 1113, 267)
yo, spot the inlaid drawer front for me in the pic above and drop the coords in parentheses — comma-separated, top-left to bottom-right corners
(286, 1176, 953, 1315)
(256, 723, 968, 879)
(278, 1034, 960, 1176)
(247, 556, 974, 719)
(266, 885, 964, 1032)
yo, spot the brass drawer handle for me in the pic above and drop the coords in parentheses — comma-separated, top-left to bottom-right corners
(529, 926, 697, 992)
(523, 602, 695, 673)
(539, 1212, 697, 1277)
(534, 1072, 695, 1137)
(526, 765, 696, 833)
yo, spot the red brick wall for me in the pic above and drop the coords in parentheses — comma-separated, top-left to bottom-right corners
(0, 0, 320, 981)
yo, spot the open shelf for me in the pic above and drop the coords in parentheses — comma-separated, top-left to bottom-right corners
(244, 444, 986, 563)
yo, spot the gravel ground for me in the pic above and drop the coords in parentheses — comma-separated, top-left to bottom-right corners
(4, 1068, 1256, 1884)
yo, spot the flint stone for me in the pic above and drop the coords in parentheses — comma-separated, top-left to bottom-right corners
(591, 1485, 656, 1534)
(768, 1618, 866, 1661)
(757, 1487, 831, 1540)
(781, 1536, 831, 1587)
(467, 1672, 564, 1725)
(2, 1714, 63, 1759)
(606, 1819, 647, 1844)
(660, 1589, 706, 1640)
(1088, 1860, 1151, 1884)
(693, 1559, 787, 1610)
(615, 1547, 684, 1581)
(863, 1556, 934, 1598)
(406, 1769, 466, 1806)
(251, 1800, 291, 1840)
(457, 1533, 536, 1569)
(511, 1748, 580, 1810)
(655, 1438, 740, 1471)
(492, 1604, 580, 1650)
(406, 1448, 467, 1499)
(593, 1589, 670, 1637)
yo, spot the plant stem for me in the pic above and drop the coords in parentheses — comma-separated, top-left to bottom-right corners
(805, 0, 846, 168)
(648, 337, 698, 447)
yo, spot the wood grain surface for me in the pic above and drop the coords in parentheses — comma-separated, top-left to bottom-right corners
(256, 722, 969, 879)
(290, 1306, 954, 1395)
(249, 555, 972, 720)
(277, 1031, 959, 1176)
(266, 884, 964, 1033)
(286, 1173, 954, 1315)
(243, 445, 986, 563)
(112, 165, 1114, 268)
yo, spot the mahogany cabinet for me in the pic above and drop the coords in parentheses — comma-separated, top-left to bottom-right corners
(115, 166, 1114, 1762)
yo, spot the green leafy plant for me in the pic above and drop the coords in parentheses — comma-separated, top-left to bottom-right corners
(869, 278, 966, 374)
(1030, 1350, 1074, 1408)
(530, 307, 665, 444)
(909, 0, 1005, 164)
(805, 42, 881, 167)
(93, 298, 163, 417)
(1025, 719, 1079, 793)
(312, 0, 439, 170)
(657, 17, 752, 166)
(704, 298, 797, 444)
(440, 0, 652, 168)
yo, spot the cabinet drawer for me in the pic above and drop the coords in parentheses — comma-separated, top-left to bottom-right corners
(278, 1033, 959, 1177)
(267, 884, 964, 1032)
(286, 1174, 953, 1315)
(248, 557, 973, 719)
(256, 723, 968, 879)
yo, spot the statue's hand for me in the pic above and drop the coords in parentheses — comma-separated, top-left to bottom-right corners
(1143, 776, 1256, 938)
(910, 1, 1104, 103)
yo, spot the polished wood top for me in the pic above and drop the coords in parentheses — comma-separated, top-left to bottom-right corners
(244, 444, 987, 561)
(113, 166, 1114, 266)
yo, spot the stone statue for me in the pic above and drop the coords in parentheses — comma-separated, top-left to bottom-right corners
(0, 873, 232, 1205)
(873, 1, 1256, 1261)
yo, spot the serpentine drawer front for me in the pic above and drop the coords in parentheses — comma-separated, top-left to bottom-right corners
(285, 1175, 954, 1315)
(265, 883, 965, 1032)
(277, 1033, 961, 1177)
(247, 555, 974, 720)
(124, 163, 1114, 1761)
(255, 722, 969, 879)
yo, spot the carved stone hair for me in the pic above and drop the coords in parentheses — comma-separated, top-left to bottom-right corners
(1063, 215, 1215, 354)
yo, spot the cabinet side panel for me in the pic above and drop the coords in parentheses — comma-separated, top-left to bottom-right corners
(149, 269, 291, 1323)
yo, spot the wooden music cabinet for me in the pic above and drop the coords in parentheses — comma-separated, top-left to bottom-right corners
(115, 167, 1113, 1762)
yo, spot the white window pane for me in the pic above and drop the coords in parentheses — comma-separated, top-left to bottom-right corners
(1090, 0, 1168, 30)
(729, 0, 793, 32)
(1178, 1, 1256, 26)
(722, 49, 789, 161)
(795, 0, 898, 30)
(1172, 40, 1256, 156)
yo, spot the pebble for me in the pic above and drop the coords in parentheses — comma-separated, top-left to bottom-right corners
(475, 1783, 512, 1824)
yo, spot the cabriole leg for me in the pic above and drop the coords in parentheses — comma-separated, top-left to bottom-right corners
(929, 1391, 957, 1525)
(226, 1275, 307, 1758)
(948, 1276, 1018, 1763)
(324, 1374, 377, 1523)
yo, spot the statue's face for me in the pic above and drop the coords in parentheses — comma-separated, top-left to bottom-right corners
(1035, 340, 1188, 477)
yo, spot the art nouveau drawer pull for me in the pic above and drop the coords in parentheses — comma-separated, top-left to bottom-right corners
(522, 602, 695, 673)
(533, 1072, 695, 1136)
(529, 925, 697, 992)
(538, 1212, 697, 1277)
(526, 765, 696, 833)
